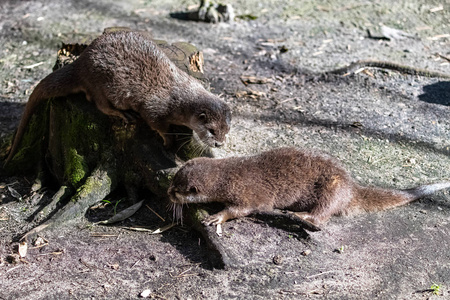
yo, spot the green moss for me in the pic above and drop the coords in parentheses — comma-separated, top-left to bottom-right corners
(189, 205, 210, 222)
(156, 170, 175, 191)
(64, 148, 89, 188)
(76, 175, 103, 199)
(74, 165, 116, 202)
(4, 101, 50, 173)
(50, 96, 111, 188)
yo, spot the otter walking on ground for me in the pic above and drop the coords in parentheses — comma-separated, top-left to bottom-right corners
(5, 30, 231, 165)
(168, 147, 450, 230)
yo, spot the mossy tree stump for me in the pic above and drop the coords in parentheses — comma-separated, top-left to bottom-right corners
(2, 28, 215, 243)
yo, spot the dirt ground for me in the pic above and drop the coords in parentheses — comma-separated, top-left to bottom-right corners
(1, 0, 450, 299)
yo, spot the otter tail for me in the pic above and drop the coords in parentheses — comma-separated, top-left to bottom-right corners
(4, 63, 81, 166)
(349, 182, 450, 213)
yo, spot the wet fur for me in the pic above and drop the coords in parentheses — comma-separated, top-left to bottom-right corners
(5, 30, 231, 165)
(168, 147, 450, 230)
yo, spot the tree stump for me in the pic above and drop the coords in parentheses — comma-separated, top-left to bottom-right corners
(1, 28, 237, 267)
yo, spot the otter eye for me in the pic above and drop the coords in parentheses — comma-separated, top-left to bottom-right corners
(189, 186, 198, 193)
(199, 113, 207, 122)
(209, 129, 215, 136)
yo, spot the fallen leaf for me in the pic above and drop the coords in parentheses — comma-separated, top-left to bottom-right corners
(381, 25, 414, 40)
(96, 200, 144, 225)
(7, 186, 22, 201)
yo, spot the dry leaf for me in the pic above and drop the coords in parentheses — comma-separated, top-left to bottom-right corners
(96, 200, 144, 225)
(7, 186, 22, 201)
(381, 25, 414, 40)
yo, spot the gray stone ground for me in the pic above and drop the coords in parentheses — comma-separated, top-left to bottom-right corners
(0, 0, 449, 299)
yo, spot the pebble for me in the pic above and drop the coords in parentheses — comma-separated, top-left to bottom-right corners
(272, 255, 283, 265)
(302, 249, 312, 256)
(139, 289, 151, 298)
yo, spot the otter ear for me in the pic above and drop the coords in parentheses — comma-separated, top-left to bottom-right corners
(189, 186, 198, 194)
(199, 113, 206, 122)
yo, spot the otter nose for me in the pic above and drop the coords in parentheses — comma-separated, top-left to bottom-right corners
(214, 141, 223, 147)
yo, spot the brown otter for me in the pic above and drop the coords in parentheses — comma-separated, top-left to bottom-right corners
(5, 30, 231, 165)
(168, 147, 450, 230)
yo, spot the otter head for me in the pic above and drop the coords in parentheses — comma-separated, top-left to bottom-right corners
(168, 158, 213, 204)
(189, 96, 231, 148)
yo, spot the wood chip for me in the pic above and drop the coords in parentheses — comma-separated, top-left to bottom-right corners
(427, 34, 450, 41)
(302, 249, 312, 256)
(430, 5, 443, 13)
(32, 236, 48, 248)
(235, 90, 266, 98)
(149, 223, 176, 234)
(216, 224, 222, 237)
(240, 75, 272, 84)
(18, 242, 28, 258)
(22, 62, 44, 69)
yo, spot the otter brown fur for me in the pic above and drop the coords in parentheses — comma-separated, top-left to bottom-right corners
(168, 147, 450, 230)
(5, 30, 231, 164)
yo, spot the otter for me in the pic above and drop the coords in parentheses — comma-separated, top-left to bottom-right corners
(168, 147, 450, 230)
(5, 30, 231, 165)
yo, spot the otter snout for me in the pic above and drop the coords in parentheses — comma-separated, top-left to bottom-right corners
(167, 187, 181, 204)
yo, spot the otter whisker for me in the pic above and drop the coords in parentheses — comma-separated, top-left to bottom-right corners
(176, 138, 193, 153)
(167, 201, 185, 225)
(192, 142, 209, 157)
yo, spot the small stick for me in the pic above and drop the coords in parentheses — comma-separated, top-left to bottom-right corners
(436, 53, 450, 63)
(306, 270, 337, 278)
(146, 204, 165, 222)
(6, 265, 22, 273)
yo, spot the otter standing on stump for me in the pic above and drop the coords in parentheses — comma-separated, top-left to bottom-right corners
(5, 30, 231, 165)
(168, 147, 450, 231)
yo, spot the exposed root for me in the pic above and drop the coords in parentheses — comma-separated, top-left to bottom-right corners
(31, 185, 73, 223)
(21, 163, 117, 241)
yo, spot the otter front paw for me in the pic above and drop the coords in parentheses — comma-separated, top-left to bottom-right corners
(161, 135, 174, 149)
(202, 213, 226, 226)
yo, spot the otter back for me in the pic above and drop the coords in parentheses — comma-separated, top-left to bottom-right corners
(5, 30, 231, 165)
(168, 147, 450, 230)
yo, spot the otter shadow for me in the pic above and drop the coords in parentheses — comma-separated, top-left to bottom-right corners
(418, 81, 450, 106)
(170, 11, 200, 22)
(253, 212, 311, 240)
